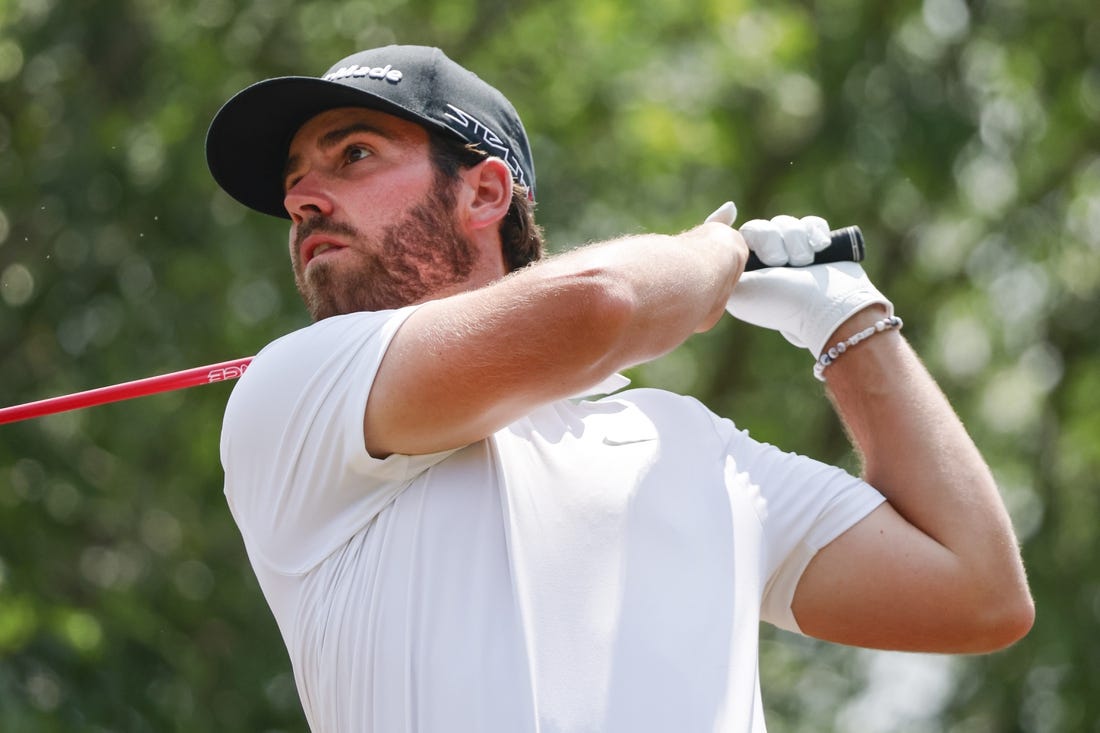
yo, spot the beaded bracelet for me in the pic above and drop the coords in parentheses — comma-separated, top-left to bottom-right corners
(813, 315, 903, 382)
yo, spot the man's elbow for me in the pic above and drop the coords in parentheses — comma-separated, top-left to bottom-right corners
(965, 587, 1035, 653)
(991, 590, 1036, 650)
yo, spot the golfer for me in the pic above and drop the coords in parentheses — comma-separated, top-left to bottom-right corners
(208, 45, 1033, 733)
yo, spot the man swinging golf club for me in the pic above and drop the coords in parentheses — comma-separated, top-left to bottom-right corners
(207, 45, 1033, 733)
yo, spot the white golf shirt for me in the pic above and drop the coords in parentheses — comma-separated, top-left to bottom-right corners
(221, 307, 884, 733)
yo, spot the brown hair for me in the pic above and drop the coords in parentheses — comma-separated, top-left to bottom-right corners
(428, 133, 544, 272)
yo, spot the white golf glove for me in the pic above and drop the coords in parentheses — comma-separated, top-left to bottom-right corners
(716, 211, 893, 358)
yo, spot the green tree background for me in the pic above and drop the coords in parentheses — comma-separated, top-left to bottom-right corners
(1, 0, 1098, 730)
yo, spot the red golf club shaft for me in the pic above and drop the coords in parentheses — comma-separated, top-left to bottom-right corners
(0, 357, 253, 425)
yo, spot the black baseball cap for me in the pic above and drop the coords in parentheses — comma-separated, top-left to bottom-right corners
(206, 45, 535, 219)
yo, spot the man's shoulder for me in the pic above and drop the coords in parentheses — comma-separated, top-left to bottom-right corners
(224, 307, 417, 422)
(264, 308, 409, 353)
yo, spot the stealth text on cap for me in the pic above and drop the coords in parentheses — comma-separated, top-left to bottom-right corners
(323, 64, 403, 83)
(443, 104, 529, 191)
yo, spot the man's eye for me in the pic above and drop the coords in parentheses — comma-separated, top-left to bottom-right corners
(345, 145, 371, 163)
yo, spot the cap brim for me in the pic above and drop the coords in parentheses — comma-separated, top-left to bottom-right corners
(206, 77, 454, 219)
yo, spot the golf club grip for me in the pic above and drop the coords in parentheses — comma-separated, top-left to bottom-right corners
(744, 225, 865, 271)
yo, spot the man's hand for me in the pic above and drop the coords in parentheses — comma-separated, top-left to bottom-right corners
(725, 215, 893, 357)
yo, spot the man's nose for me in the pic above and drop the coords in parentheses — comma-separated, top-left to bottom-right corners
(284, 171, 336, 223)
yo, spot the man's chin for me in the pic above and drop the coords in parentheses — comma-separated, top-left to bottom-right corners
(297, 267, 345, 320)
(297, 283, 343, 322)
(299, 286, 387, 321)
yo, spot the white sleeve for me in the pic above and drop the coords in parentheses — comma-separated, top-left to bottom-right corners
(720, 425, 885, 634)
(220, 307, 457, 575)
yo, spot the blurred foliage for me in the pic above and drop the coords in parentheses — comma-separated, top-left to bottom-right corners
(0, 0, 1098, 730)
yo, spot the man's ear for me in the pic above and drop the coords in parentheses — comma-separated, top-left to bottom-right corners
(460, 157, 513, 231)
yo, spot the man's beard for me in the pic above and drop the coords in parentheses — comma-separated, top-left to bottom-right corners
(291, 180, 477, 321)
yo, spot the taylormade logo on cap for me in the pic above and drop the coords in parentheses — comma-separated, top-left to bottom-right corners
(323, 64, 404, 83)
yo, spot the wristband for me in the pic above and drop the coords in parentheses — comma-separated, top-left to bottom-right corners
(813, 316, 903, 382)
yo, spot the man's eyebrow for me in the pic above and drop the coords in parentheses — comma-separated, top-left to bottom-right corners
(318, 121, 394, 150)
(283, 121, 395, 183)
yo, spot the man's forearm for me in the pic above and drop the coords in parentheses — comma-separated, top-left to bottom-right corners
(531, 222, 747, 360)
(823, 307, 1033, 632)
